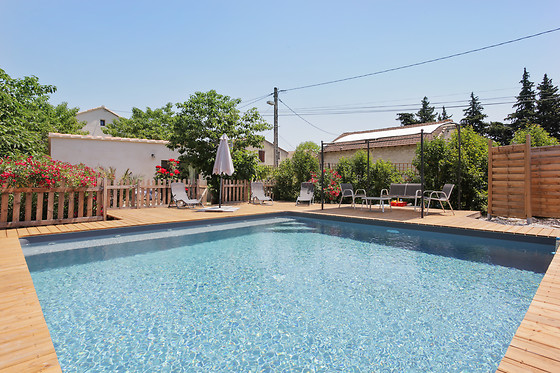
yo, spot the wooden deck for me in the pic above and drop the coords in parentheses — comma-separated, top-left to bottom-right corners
(1, 202, 560, 372)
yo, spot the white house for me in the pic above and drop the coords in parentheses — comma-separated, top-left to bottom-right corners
(77, 106, 121, 137)
(248, 139, 290, 167)
(49, 133, 181, 179)
(323, 120, 457, 170)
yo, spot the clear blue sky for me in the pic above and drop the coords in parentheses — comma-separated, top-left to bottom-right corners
(2, 0, 559, 150)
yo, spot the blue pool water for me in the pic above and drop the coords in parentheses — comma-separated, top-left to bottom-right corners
(26, 216, 553, 372)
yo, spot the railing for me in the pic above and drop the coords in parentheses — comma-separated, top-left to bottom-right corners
(0, 178, 276, 228)
(0, 185, 103, 228)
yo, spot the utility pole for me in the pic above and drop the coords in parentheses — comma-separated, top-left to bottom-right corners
(273, 87, 279, 167)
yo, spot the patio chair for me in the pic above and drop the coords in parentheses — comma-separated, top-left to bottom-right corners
(169, 182, 205, 209)
(425, 183, 455, 215)
(296, 182, 314, 205)
(338, 183, 366, 208)
(250, 182, 273, 205)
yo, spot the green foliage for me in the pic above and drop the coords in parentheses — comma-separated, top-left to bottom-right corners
(0, 68, 84, 157)
(413, 126, 488, 212)
(231, 149, 260, 181)
(272, 159, 297, 201)
(416, 96, 437, 123)
(486, 121, 514, 145)
(290, 141, 320, 186)
(507, 68, 537, 130)
(396, 96, 437, 126)
(510, 124, 559, 147)
(438, 106, 452, 121)
(396, 112, 418, 126)
(103, 104, 175, 140)
(413, 137, 451, 191)
(536, 74, 560, 140)
(369, 160, 403, 195)
(335, 150, 402, 195)
(168, 90, 270, 183)
(461, 92, 487, 134)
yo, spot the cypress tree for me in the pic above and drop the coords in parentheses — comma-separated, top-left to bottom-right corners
(506, 68, 536, 130)
(416, 96, 437, 123)
(396, 112, 418, 126)
(438, 106, 452, 121)
(536, 74, 560, 140)
(461, 92, 487, 134)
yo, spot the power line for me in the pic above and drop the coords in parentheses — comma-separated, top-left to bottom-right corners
(283, 27, 560, 92)
(239, 93, 273, 109)
(278, 98, 338, 136)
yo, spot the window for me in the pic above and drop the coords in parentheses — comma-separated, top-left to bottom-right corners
(258, 150, 265, 163)
(161, 160, 170, 169)
(100, 119, 106, 126)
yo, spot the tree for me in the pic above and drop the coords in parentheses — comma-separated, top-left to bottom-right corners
(396, 96, 437, 126)
(511, 124, 559, 147)
(416, 96, 437, 123)
(290, 141, 320, 187)
(507, 68, 536, 130)
(396, 112, 418, 126)
(438, 106, 452, 121)
(486, 121, 514, 145)
(168, 90, 271, 181)
(103, 103, 175, 140)
(461, 92, 487, 134)
(0, 68, 84, 157)
(536, 74, 560, 140)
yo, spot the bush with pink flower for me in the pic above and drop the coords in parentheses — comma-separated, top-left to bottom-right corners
(154, 158, 181, 181)
(310, 168, 342, 202)
(0, 155, 97, 188)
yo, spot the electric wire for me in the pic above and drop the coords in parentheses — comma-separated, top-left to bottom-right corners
(278, 98, 338, 136)
(283, 27, 560, 92)
(239, 93, 273, 108)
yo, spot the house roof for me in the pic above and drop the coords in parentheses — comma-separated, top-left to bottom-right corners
(48, 133, 169, 144)
(325, 120, 456, 153)
(76, 105, 121, 118)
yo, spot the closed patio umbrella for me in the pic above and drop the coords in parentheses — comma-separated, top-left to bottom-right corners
(212, 134, 235, 208)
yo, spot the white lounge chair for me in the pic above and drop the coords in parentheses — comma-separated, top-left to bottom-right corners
(250, 182, 273, 205)
(338, 183, 366, 208)
(296, 182, 314, 205)
(170, 182, 205, 209)
(425, 183, 455, 215)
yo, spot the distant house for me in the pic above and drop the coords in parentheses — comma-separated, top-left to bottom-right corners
(248, 139, 290, 167)
(49, 133, 181, 179)
(323, 120, 457, 170)
(77, 106, 121, 137)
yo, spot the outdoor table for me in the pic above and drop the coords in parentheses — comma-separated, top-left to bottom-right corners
(361, 196, 392, 212)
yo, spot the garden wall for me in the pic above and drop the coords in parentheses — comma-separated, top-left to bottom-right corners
(488, 135, 560, 220)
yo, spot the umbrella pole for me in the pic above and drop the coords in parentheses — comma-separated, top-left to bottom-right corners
(219, 175, 223, 208)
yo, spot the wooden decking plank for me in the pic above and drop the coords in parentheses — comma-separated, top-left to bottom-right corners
(498, 355, 549, 372)
(502, 344, 560, 371)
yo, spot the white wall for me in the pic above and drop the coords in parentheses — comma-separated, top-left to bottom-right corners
(49, 134, 181, 179)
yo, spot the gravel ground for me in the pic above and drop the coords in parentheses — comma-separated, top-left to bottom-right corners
(480, 215, 560, 229)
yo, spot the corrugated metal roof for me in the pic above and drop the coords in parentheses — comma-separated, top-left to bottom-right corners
(333, 121, 451, 143)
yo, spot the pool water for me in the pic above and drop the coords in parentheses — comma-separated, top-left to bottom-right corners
(26, 217, 553, 372)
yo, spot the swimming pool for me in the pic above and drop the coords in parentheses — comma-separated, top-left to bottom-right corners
(25, 215, 554, 372)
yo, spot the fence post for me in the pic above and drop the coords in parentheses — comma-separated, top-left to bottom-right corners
(102, 177, 108, 221)
(487, 140, 493, 220)
(525, 134, 532, 224)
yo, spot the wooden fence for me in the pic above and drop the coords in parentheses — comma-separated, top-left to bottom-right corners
(488, 135, 560, 220)
(0, 186, 103, 228)
(0, 178, 275, 228)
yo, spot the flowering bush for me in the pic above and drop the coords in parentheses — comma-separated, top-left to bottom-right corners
(154, 158, 181, 181)
(0, 155, 97, 188)
(310, 168, 342, 202)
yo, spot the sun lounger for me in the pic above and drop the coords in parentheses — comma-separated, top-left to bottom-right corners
(169, 182, 205, 209)
(296, 182, 314, 205)
(250, 182, 273, 205)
